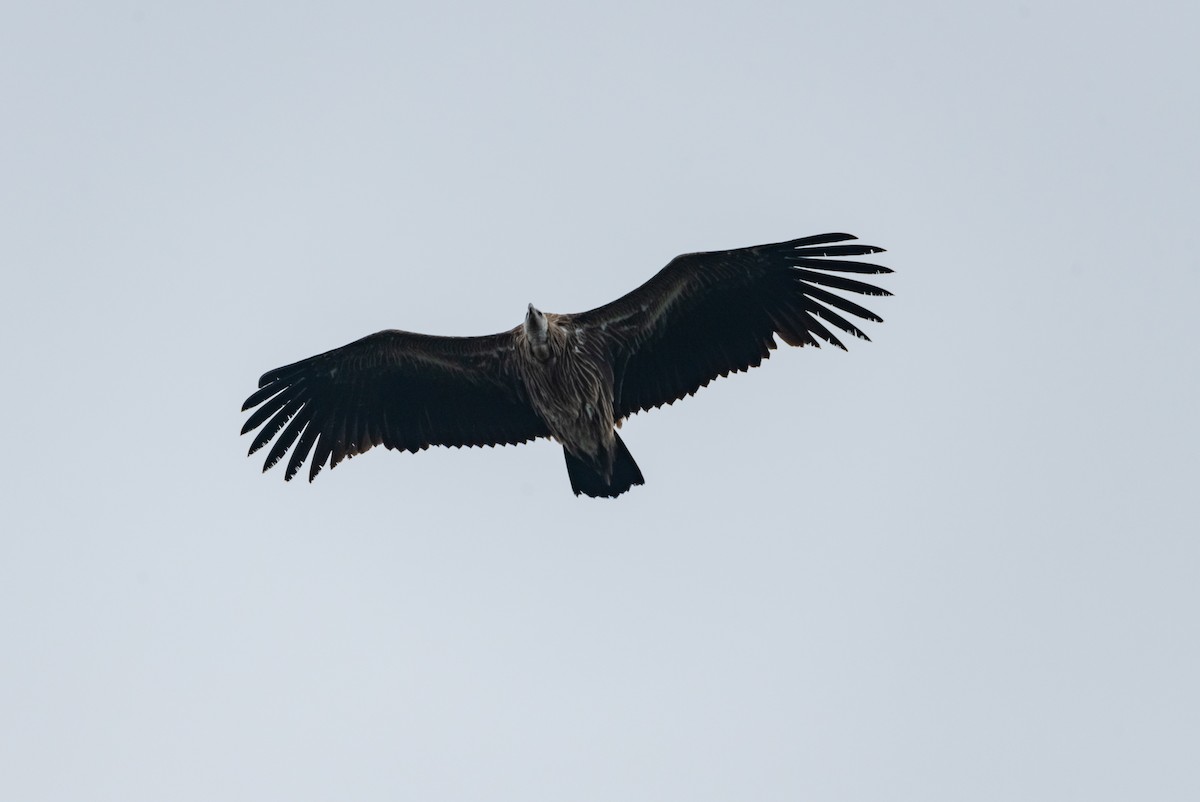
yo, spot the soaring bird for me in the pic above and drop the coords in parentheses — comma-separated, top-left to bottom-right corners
(241, 233, 891, 497)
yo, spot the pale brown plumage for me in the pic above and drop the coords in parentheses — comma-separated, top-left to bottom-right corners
(240, 233, 892, 497)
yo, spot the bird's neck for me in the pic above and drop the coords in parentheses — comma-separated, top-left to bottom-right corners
(525, 315, 552, 362)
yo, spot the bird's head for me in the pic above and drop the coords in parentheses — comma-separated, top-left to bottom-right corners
(524, 303, 553, 362)
(524, 303, 548, 341)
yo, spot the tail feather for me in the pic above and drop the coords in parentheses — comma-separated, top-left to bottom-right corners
(563, 432, 644, 498)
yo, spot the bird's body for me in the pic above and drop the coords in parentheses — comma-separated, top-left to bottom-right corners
(241, 233, 892, 497)
(516, 310, 616, 466)
(512, 306, 642, 495)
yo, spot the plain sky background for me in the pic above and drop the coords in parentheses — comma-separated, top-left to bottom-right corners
(2, 1, 1197, 800)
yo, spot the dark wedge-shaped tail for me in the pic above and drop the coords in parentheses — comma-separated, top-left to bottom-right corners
(563, 432, 645, 498)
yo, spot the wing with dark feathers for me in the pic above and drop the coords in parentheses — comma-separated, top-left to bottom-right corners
(240, 330, 549, 482)
(573, 233, 892, 419)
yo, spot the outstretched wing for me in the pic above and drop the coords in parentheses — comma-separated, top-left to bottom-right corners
(240, 329, 549, 482)
(573, 233, 892, 419)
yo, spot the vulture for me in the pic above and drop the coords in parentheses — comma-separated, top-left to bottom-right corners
(241, 233, 891, 498)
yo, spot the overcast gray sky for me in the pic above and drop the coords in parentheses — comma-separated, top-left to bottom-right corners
(2, 1, 1197, 800)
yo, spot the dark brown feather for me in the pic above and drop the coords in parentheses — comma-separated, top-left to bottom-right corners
(572, 233, 891, 418)
(241, 330, 549, 481)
